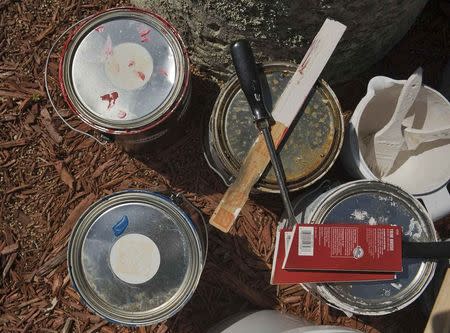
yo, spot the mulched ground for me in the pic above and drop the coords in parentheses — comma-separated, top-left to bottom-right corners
(0, 0, 449, 332)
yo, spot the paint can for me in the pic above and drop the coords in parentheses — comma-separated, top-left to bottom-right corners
(341, 76, 450, 220)
(208, 310, 363, 333)
(204, 62, 344, 193)
(286, 180, 437, 316)
(59, 7, 191, 152)
(68, 190, 207, 326)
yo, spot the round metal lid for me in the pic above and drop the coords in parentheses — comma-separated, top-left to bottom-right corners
(68, 191, 203, 326)
(311, 181, 437, 315)
(213, 62, 343, 192)
(61, 8, 188, 132)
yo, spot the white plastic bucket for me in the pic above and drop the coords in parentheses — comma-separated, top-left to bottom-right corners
(207, 310, 362, 333)
(341, 76, 450, 220)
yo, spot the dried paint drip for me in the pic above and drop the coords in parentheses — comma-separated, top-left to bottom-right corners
(104, 36, 113, 58)
(137, 71, 145, 81)
(301, 181, 438, 316)
(59, 7, 190, 148)
(104, 42, 153, 91)
(100, 91, 119, 109)
(351, 209, 368, 221)
(137, 25, 151, 43)
(159, 69, 168, 77)
(405, 218, 423, 241)
(350, 209, 389, 225)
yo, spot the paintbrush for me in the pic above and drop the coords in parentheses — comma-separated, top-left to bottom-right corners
(372, 67, 422, 176)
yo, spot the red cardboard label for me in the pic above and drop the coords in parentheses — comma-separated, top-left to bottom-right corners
(270, 227, 396, 285)
(283, 224, 403, 272)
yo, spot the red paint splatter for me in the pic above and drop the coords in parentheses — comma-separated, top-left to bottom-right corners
(100, 91, 119, 109)
(128, 60, 135, 67)
(117, 110, 127, 119)
(136, 71, 145, 81)
(159, 69, 168, 77)
(137, 25, 151, 43)
(103, 36, 113, 57)
(95, 25, 105, 33)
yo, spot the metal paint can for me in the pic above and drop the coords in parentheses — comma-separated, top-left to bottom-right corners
(204, 62, 344, 193)
(286, 180, 437, 315)
(68, 190, 207, 326)
(59, 7, 191, 152)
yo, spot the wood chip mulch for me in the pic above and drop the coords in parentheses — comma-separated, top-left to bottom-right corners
(1, 1, 449, 332)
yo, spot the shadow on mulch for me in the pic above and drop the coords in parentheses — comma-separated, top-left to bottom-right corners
(334, 0, 449, 112)
(132, 72, 227, 197)
(152, 229, 279, 333)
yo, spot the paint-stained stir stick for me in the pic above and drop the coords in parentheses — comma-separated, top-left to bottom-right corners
(209, 19, 347, 233)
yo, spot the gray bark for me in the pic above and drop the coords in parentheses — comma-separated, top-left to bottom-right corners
(132, 0, 428, 83)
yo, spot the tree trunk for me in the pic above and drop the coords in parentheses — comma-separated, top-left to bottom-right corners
(132, 0, 428, 83)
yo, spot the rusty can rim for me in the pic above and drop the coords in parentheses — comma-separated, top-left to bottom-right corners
(207, 61, 344, 193)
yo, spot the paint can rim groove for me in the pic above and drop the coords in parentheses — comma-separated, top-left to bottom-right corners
(68, 190, 206, 326)
(205, 62, 344, 193)
(59, 7, 190, 135)
(296, 180, 437, 315)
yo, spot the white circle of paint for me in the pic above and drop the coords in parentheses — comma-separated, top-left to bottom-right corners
(109, 233, 160, 284)
(105, 42, 153, 91)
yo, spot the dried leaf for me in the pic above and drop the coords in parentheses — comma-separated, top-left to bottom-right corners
(0, 243, 19, 255)
(41, 108, 63, 143)
(51, 193, 96, 246)
(92, 159, 115, 178)
(54, 161, 75, 189)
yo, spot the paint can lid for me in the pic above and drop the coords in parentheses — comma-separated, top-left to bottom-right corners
(60, 8, 188, 132)
(309, 180, 437, 315)
(210, 62, 343, 193)
(68, 190, 204, 326)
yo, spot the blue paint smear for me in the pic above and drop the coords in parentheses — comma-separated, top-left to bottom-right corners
(112, 216, 129, 237)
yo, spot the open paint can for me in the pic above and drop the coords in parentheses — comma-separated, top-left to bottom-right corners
(59, 7, 190, 152)
(204, 62, 344, 193)
(68, 190, 207, 326)
(341, 76, 450, 220)
(287, 180, 437, 316)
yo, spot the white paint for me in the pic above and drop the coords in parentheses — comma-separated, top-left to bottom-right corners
(404, 218, 423, 241)
(342, 75, 450, 221)
(404, 126, 450, 150)
(233, 207, 242, 218)
(372, 68, 423, 176)
(350, 209, 388, 225)
(109, 233, 160, 284)
(350, 209, 369, 221)
(391, 282, 402, 290)
(273, 19, 346, 126)
(105, 42, 153, 91)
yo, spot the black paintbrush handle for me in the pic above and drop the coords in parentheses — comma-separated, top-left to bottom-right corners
(230, 40, 270, 123)
(403, 241, 450, 259)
